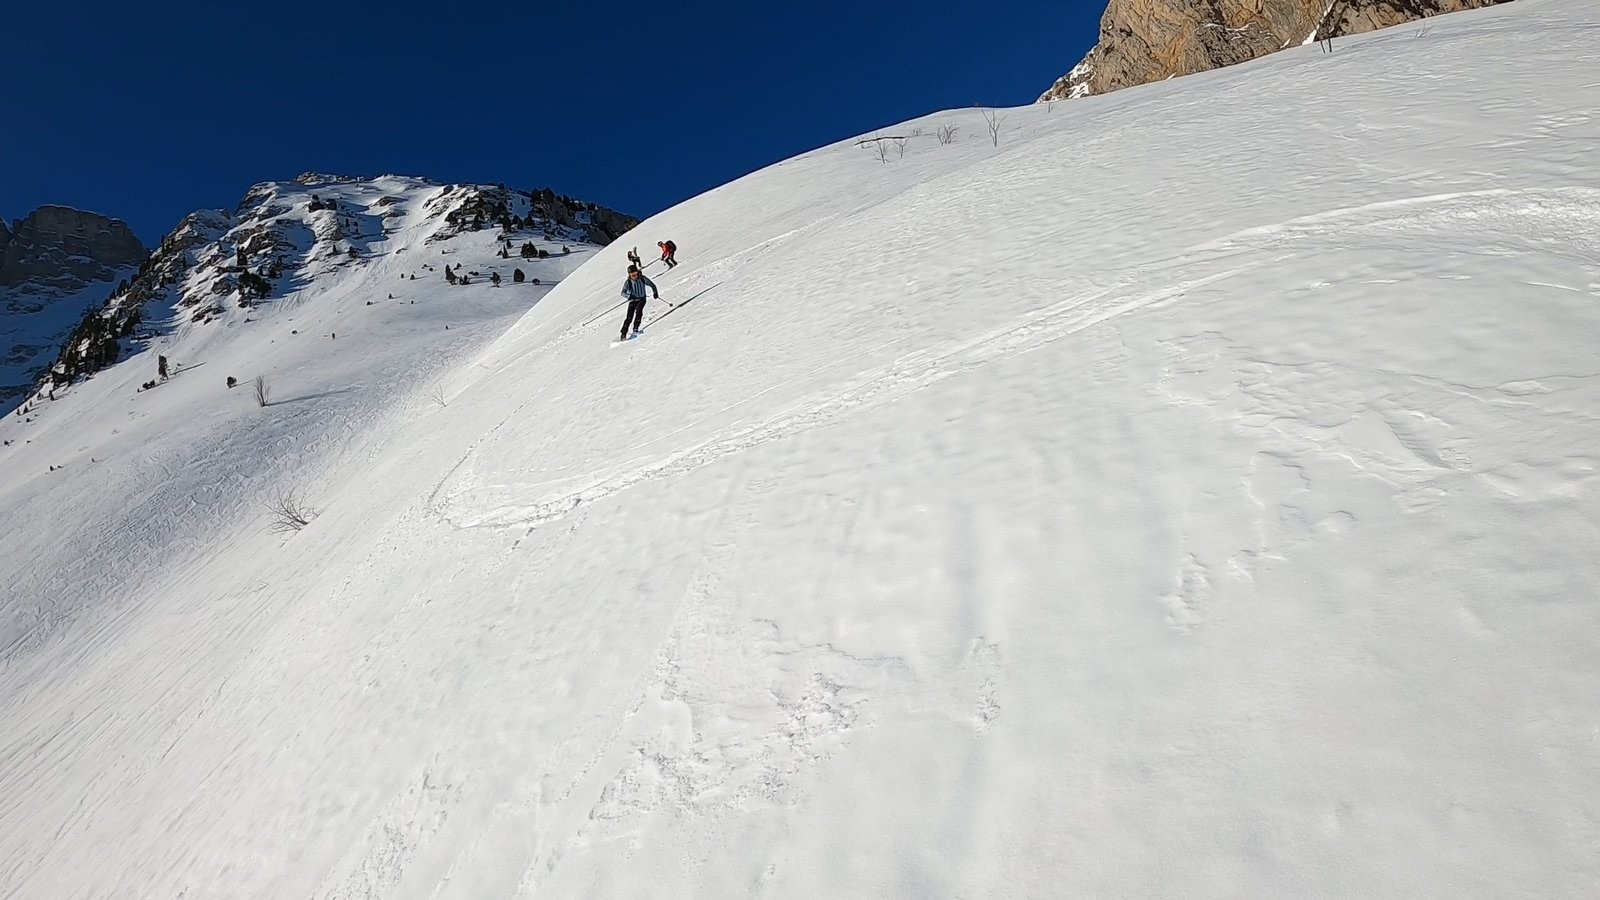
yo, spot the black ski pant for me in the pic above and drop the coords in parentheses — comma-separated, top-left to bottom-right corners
(621, 299, 648, 336)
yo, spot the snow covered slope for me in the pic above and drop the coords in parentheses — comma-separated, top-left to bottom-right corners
(3, 0, 1599, 896)
(1, 174, 619, 666)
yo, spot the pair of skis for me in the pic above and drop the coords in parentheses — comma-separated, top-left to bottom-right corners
(607, 296, 675, 346)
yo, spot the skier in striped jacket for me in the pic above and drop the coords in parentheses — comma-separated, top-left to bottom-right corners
(619, 265, 660, 340)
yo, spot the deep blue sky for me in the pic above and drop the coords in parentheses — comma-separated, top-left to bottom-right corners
(3, 0, 1102, 245)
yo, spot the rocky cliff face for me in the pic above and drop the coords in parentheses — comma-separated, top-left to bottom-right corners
(1041, 0, 1511, 101)
(0, 206, 147, 290)
(1, 207, 148, 408)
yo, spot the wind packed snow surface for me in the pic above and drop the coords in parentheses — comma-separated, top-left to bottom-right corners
(4, 0, 1600, 895)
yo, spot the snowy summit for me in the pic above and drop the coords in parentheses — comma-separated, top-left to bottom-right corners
(2, 0, 1599, 896)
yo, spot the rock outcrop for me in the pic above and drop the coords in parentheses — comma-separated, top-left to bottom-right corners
(27, 174, 639, 402)
(0, 206, 147, 290)
(1, 207, 148, 409)
(1041, 0, 1512, 101)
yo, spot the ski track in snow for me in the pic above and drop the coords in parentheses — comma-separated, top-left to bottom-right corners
(503, 215, 843, 369)
(431, 185, 1600, 532)
(427, 263, 1254, 531)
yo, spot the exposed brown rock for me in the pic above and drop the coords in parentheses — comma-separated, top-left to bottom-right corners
(1041, 0, 1512, 101)
(0, 206, 148, 290)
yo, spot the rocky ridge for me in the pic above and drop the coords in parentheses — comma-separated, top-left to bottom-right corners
(1040, 0, 1511, 101)
(1, 207, 148, 408)
(23, 174, 637, 406)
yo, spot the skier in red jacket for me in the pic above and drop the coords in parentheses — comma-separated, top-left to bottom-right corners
(657, 239, 678, 269)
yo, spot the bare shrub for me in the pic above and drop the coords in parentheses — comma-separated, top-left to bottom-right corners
(429, 384, 448, 408)
(267, 490, 316, 534)
(893, 137, 908, 160)
(981, 108, 1005, 147)
(936, 124, 959, 145)
(254, 375, 271, 407)
(869, 135, 892, 164)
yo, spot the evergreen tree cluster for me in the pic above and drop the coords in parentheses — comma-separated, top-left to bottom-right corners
(48, 301, 139, 388)
(444, 193, 514, 235)
(239, 271, 272, 299)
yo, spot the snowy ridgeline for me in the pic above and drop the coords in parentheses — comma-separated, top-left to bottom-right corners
(2, 0, 1599, 897)
(5, 174, 628, 413)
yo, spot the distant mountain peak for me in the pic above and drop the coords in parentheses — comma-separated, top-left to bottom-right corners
(0, 206, 148, 407)
(0, 206, 146, 290)
(19, 173, 637, 407)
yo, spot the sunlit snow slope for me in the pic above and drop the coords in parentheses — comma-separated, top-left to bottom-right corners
(4, 1, 1599, 896)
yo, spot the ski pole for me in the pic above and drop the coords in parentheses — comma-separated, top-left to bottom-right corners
(582, 298, 628, 327)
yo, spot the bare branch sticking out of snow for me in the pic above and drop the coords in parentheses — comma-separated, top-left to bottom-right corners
(981, 109, 1005, 147)
(267, 490, 316, 534)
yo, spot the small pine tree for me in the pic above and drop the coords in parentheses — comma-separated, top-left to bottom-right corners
(499, 247, 508, 259)
(513, 268, 525, 283)
(348, 247, 358, 259)
(491, 272, 502, 286)
(446, 268, 457, 285)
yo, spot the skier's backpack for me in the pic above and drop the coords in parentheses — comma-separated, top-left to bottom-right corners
(664, 240, 676, 254)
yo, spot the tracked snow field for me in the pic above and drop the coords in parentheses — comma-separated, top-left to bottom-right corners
(3, 1, 1600, 896)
